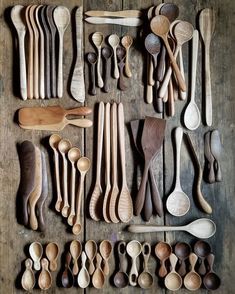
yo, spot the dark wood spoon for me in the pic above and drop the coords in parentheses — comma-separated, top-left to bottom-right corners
(203, 254, 221, 290)
(87, 52, 97, 95)
(102, 46, 113, 93)
(62, 252, 74, 288)
(116, 47, 127, 91)
(174, 242, 191, 276)
(194, 240, 211, 275)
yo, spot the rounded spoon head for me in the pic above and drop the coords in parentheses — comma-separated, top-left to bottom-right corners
(114, 271, 129, 288)
(21, 259, 35, 291)
(166, 190, 190, 216)
(77, 156, 91, 173)
(184, 102, 201, 130)
(11, 5, 25, 30)
(165, 272, 182, 291)
(45, 242, 59, 261)
(150, 15, 170, 37)
(58, 139, 71, 154)
(116, 47, 126, 62)
(70, 240, 82, 259)
(68, 147, 81, 163)
(49, 134, 61, 149)
(92, 32, 104, 47)
(138, 271, 153, 289)
(85, 240, 97, 260)
(184, 271, 202, 290)
(87, 52, 97, 64)
(144, 33, 161, 55)
(53, 6, 70, 30)
(174, 242, 191, 260)
(126, 240, 142, 257)
(155, 242, 172, 260)
(121, 35, 133, 48)
(203, 272, 221, 290)
(102, 46, 113, 59)
(173, 21, 194, 46)
(160, 3, 179, 23)
(99, 240, 112, 259)
(188, 218, 216, 238)
(194, 240, 211, 258)
(108, 34, 120, 47)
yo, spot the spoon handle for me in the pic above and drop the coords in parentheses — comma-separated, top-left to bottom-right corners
(57, 31, 64, 98)
(18, 32, 27, 100)
(157, 44, 166, 82)
(54, 150, 62, 212)
(66, 118, 93, 128)
(206, 253, 215, 272)
(97, 47, 104, 88)
(179, 47, 187, 100)
(159, 260, 168, 278)
(118, 241, 127, 273)
(189, 253, 198, 272)
(142, 242, 151, 272)
(205, 43, 212, 126)
(68, 163, 76, 224)
(190, 30, 199, 103)
(118, 63, 126, 91)
(148, 54, 155, 86)
(61, 154, 69, 216)
(125, 48, 132, 78)
(129, 257, 139, 286)
(168, 77, 175, 116)
(143, 179, 153, 221)
(174, 127, 183, 190)
(113, 47, 119, 79)
(149, 167, 163, 217)
(169, 253, 178, 271)
(103, 57, 110, 93)
(90, 63, 96, 95)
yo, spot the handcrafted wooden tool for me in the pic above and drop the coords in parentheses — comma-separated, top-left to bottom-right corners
(89, 102, 104, 221)
(77, 252, 90, 288)
(58, 139, 72, 217)
(85, 240, 98, 275)
(92, 253, 105, 289)
(186, 133, 212, 214)
(203, 253, 221, 290)
(36, 151, 48, 231)
(155, 242, 172, 278)
(117, 103, 133, 222)
(87, 52, 97, 95)
(11, 5, 27, 100)
(128, 218, 216, 239)
(113, 241, 129, 288)
(150, 15, 186, 92)
(70, 6, 85, 102)
(143, 180, 152, 222)
(134, 117, 166, 216)
(194, 240, 211, 275)
(126, 240, 142, 286)
(85, 17, 143, 27)
(146, 53, 153, 104)
(199, 8, 215, 126)
(102, 47, 113, 93)
(62, 252, 74, 288)
(166, 127, 190, 217)
(70, 240, 82, 275)
(49, 134, 62, 212)
(18, 141, 36, 226)
(45, 242, 59, 272)
(210, 129, 222, 182)
(138, 242, 153, 289)
(160, 3, 179, 22)
(21, 259, 35, 291)
(184, 253, 202, 291)
(108, 34, 120, 79)
(174, 242, 191, 276)
(85, 10, 142, 18)
(204, 131, 215, 183)
(53, 6, 70, 98)
(38, 258, 52, 290)
(99, 240, 112, 276)
(121, 35, 133, 78)
(72, 157, 90, 235)
(67, 147, 81, 226)
(29, 242, 43, 271)
(109, 103, 120, 223)
(117, 47, 127, 91)
(164, 254, 182, 291)
(92, 32, 104, 88)
(102, 104, 112, 223)
(28, 147, 42, 230)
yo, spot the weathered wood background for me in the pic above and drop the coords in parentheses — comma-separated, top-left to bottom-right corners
(0, 0, 234, 293)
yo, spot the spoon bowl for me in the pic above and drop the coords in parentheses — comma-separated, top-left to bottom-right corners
(45, 242, 59, 271)
(87, 52, 97, 64)
(29, 242, 43, 271)
(184, 253, 202, 291)
(49, 134, 61, 149)
(77, 252, 90, 288)
(38, 258, 52, 290)
(160, 3, 179, 22)
(114, 241, 129, 288)
(53, 6, 70, 29)
(144, 33, 161, 58)
(204, 272, 221, 290)
(114, 272, 129, 288)
(194, 240, 211, 275)
(58, 139, 71, 154)
(102, 46, 113, 59)
(116, 47, 126, 62)
(68, 147, 81, 163)
(21, 258, 35, 291)
(121, 35, 133, 77)
(164, 253, 182, 291)
(100, 240, 112, 275)
(155, 242, 172, 277)
(62, 252, 74, 288)
(151, 15, 170, 36)
(184, 102, 201, 130)
(175, 242, 191, 276)
(138, 271, 153, 289)
(92, 253, 105, 289)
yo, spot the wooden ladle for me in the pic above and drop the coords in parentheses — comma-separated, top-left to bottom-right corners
(155, 242, 172, 278)
(62, 252, 74, 288)
(45, 242, 59, 272)
(203, 253, 221, 290)
(116, 47, 127, 91)
(21, 258, 35, 291)
(29, 242, 43, 271)
(164, 253, 182, 291)
(102, 47, 113, 93)
(108, 34, 120, 79)
(121, 35, 133, 78)
(87, 52, 97, 95)
(138, 242, 153, 289)
(77, 252, 90, 288)
(184, 253, 202, 291)
(194, 240, 211, 275)
(174, 242, 191, 276)
(92, 32, 104, 88)
(70, 240, 82, 275)
(85, 240, 97, 275)
(99, 240, 112, 275)
(126, 240, 142, 286)
(113, 241, 129, 288)
(38, 258, 52, 290)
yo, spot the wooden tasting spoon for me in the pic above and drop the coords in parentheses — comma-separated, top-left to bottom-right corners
(77, 252, 90, 288)
(45, 242, 59, 272)
(85, 240, 98, 275)
(108, 34, 120, 79)
(121, 35, 133, 78)
(138, 242, 153, 289)
(21, 258, 35, 291)
(62, 252, 74, 288)
(126, 240, 142, 286)
(174, 242, 191, 276)
(184, 253, 202, 291)
(29, 242, 43, 271)
(116, 47, 127, 91)
(92, 32, 104, 88)
(113, 241, 129, 288)
(87, 52, 97, 95)
(102, 47, 113, 93)
(38, 258, 52, 290)
(99, 240, 113, 275)
(164, 253, 182, 291)
(70, 240, 82, 275)
(92, 253, 105, 289)
(155, 241, 172, 278)
(210, 129, 222, 182)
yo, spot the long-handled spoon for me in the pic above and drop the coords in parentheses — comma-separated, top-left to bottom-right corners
(102, 47, 113, 93)
(77, 252, 90, 288)
(165, 253, 182, 291)
(85, 240, 97, 275)
(99, 240, 112, 275)
(11, 5, 27, 100)
(117, 47, 127, 91)
(45, 242, 59, 272)
(113, 241, 129, 288)
(155, 242, 172, 278)
(138, 242, 153, 289)
(29, 242, 43, 271)
(87, 52, 97, 95)
(108, 34, 120, 79)
(62, 252, 74, 288)
(21, 258, 35, 291)
(92, 32, 104, 88)
(121, 35, 133, 78)
(184, 253, 202, 290)
(38, 258, 52, 290)
(70, 240, 82, 275)
(126, 240, 142, 286)
(85, 17, 143, 27)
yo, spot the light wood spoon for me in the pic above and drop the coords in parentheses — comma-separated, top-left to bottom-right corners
(77, 252, 90, 288)
(38, 258, 52, 290)
(70, 240, 82, 275)
(85, 10, 142, 18)
(45, 242, 59, 271)
(92, 253, 105, 289)
(11, 5, 27, 100)
(126, 240, 142, 286)
(210, 129, 222, 182)
(108, 34, 120, 79)
(165, 254, 182, 291)
(184, 253, 202, 291)
(85, 240, 97, 275)
(21, 258, 35, 291)
(99, 240, 112, 275)
(29, 242, 43, 271)
(121, 35, 133, 78)
(92, 32, 104, 88)
(85, 17, 143, 27)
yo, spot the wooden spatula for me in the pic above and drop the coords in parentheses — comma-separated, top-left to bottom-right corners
(18, 105, 92, 126)
(134, 117, 166, 216)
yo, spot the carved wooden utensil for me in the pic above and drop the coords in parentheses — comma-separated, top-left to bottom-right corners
(121, 35, 133, 78)
(210, 129, 222, 182)
(203, 254, 221, 290)
(87, 52, 97, 95)
(108, 34, 120, 79)
(134, 117, 166, 216)
(155, 242, 172, 278)
(77, 251, 90, 288)
(102, 47, 113, 93)
(85, 17, 143, 27)
(85, 240, 97, 275)
(29, 242, 43, 271)
(38, 258, 52, 290)
(204, 131, 215, 183)
(92, 253, 105, 289)
(85, 10, 142, 18)
(126, 240, 142, 286)
(116, 47, 127, 91)
(92, 32, 104, 88)
(138, 242, 153, 289)
(45, 242, 59, 271)
(21, 258, 35, 291)
(113, 241, 129, 288)
(61, 252, 74, 288)
(99, 240, 112, 275)
(70, 240, 82, 275)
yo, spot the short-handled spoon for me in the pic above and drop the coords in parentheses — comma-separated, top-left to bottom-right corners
(203, 253, 221, 290)
(138, 242, 153, 289)
(77, 252, 90, 288)
(113, 241, 129, 288)
(194, 240, 211, 275)
(155, 242, 172, 278)
(87, 52, 97, 95)
(121, 35, 133, 77)
(45, 242, 59, 272)
(164, 253, 182, 291)
(21, 258, 35, 291)
(102, 47, 113, 93)
(38, 258, 52, 290)
(108, 34, 120, 79)
(126, 240, 142, 286)
(29, 242, 43, 271)
(210, 129, 222, 182)
(92, 32, 104, 88)
(174, 242, 191, 276)
(70, 240, 82, 275)
(117, 47, 127, 91)
(99, 240, 112, 275)
(62, 252, 74, 288)
(85, 240, 97, 275)
(92, 253, 105, 289)
(184, 253, 202, 291)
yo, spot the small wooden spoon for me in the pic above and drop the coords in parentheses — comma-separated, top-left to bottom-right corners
(92, 253, 105, 289)
(62, 252, 74, 288)
(164, 253, 182, 291)
(29, 242, 43, 271)
(85, 240, 98, 275)
(21, 258, 35, 291)
(155, 242, 172, 278)
(108, 34, 120, 79)
(204, 131, 215, 183)
(174, 242, 191, 276)
(77, 252, 90, 288)
(72, 157, 91, 235)
(70, 240, 82, 275)
(184, 253, 202, 291)
(138, 242, 153, 289)
(53, 6, 70, 98)
(87, 52, 97, 95)
(194, 240, 211, 275)
(11, 5, 27, 100)
(58, 139, 72, 217)
(92, 32, 104, 88)
(99, 240, 112, 275)
(45, 242, 59, 272)
(210, 129, 222, 182)
(117, 47, 127, 91)
(102, 47, 113, 93)
(203, 253, 221, 290)
(121, 35, 133, 78)
(38, 258, 52, 290)
(113, 241, 129, 288)
(67, 147, 81, 225)
(126, 240, 142, 286)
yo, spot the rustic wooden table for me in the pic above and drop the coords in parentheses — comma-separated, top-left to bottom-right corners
(0, 0, 234, 293)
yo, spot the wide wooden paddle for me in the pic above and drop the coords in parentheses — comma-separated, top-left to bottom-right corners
(18, 105, 92, 126)
(134, 117, 166, 216)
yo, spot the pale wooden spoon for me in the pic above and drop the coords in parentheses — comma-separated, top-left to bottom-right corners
(108, 34, 120, 79)
(70, 240, 82, 275)
(92, 32, 104, 88)
(85, 240, 97, 275)
(99, 240, 112, 275)
(21, 258, 35, 291)
(77, 252, 90, 288)
(29, 242, 43, 271)
(38, 258, 52, 290)
(121, 35, 133, 78)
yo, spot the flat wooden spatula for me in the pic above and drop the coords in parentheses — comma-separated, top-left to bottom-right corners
(18, 105, 92, 126)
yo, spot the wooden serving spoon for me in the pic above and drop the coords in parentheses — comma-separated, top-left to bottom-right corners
(155, 242, 172, 278)
(45, 242, 59, 271)
(62, 252, 74, 288)
(121, 35, 133, 78)
(99, 240, 112, 275)
(87, 52, 97, 95)
(108, 34, 120, 79)
(165, 254, 182, 291)
(117, 47, 127, 91)
(210, 129, 222, 182)
(184, 253, 202, 290)
(92, 32, 104, 88)
(85, 240, 97, 275)
(70, 240, 82, 275)
(38, 258, 52, 290)
(77, 252, 90, 288)
(102, 47, 113, 93)
(53, 6, 70, 98)
(126, 240, 142, 286)
(21, 258, 35, 291)
(11, 5, 27, 100)
(29, 242, 43, 271)
(92, 253, 105, 289)
(85, 10, 142, 18)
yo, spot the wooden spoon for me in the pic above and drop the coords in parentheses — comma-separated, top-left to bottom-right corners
(128, 218, 217, 239)
(29, 242, 43, 271)
(117, 103, 133, 222)
(53, 6, 70, 98)
(102, 47, 113, 93)
(150, 15, 186, 92)
(121, 35, 133, 78)
(92, 32, 104, 88)
(38, 258, 52, 290)
(204, 131, 215, 183)
(92, 253, 105, 289)
(184, 30, 201, 130)
(210, 129, 222, 182)
(160, 3, 179, 22)
(199, 8, 215, 126)
(67, 147, 81, 225)
(72, 157, 91, 235)
(99, 240, 112, 275)
(89, 102, 104, 221)
(184, 253, 202, 291)
(85, 240, 98, 275)
(138, 242, 153, 289)
(117, 47, 127, 91)
(70, 240, 82, 275)
(108, 34, 120, 79)
(58, 139, 72, 217)
(87, 52, 97, 95)
(45, 242, 59, 272)
(85, 10, 142, 18)
(62, 252, 74, 288)
(113, 241, 129, 288)
(194, 240, 211, 275)
(126, 240, 142, 286)
(174, 242, 191, 276)
(155, 242, 172, 278)
(77, 252, 90, 288)
(166, 127, 190, 217)
(49, 134, 62, 212)
(164, 253, 182, 291)
(85, 17, 143, 27)
(203, 253, 221, 290)
(21, 258, 35, 291)
(11, 5, 27, 100)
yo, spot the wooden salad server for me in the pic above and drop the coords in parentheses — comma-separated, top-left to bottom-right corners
(85, 17, 143, 27)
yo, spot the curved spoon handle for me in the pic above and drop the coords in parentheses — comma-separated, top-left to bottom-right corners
(61, 154, 69, 216)
(143, 180, 153, 221)
(179, 47, 187, 100)
(206, 253, 215, 272)
(118, 63, 127, 91)
(142, 242, 151, 272)
(174, 127, 183, 190)
(68, 164, 76, 224)
(72, 260, 79, 276)
(65, 106, 92, 116)
(103, 56, 110, 93)
(50, 260, 57, 272)
(159, 260, 168, 278)
(157, 45, 166, 82)
(65, 252, 72, 268)
(118, 241, 127, 272)
(90, 63, 96, 95)
(169, 253, 178, 271)
(54, 150, 62, 212)
(57, 31, 64, 98)
(168, 77, 175, 117)
(205, 43, 212, 126)
(190, 30, 199, 102)
(146, 84, 153, 104)
(67, 118, 93, 128)
(148, 54, 155, 86)
(97, 47, 104, 88)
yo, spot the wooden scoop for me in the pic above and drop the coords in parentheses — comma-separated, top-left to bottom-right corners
(121, 35, 133, 78)
(77, 252, 90, 288)
(126, 240, 142, 286)
(164, 254, 182, 291)
(210, 129, 222, 182)
(113, 241, 129, 288)
(99, 240, 112, 275)
(117, 47, 127, 91)
(29, 242, 43, 271)
(108, 34, 120, 79)
(184, 253, 202, 291)
(203, 253, 221, 290)
(70, 240, 82, 275)
(21, 258, 35, 291)
(45, 242, 59, 272)
(62, 252, 74, 288)
(92, 32, 104, 88)
(92, 253, 105, 289)
(38, 258, 52, 290)
(155, 242, 172, 278)
(85, 240, 97, 275)
(138, 242, 153, 289)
